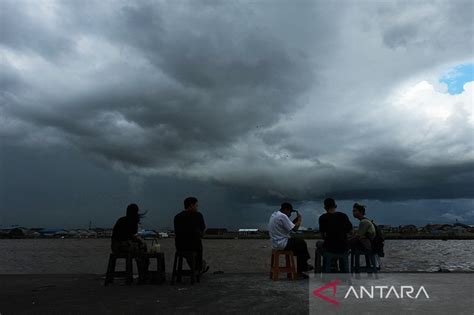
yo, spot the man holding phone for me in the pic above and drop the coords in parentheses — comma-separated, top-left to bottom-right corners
(268, 202, 313, 278)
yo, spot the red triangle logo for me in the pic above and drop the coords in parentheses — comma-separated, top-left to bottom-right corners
(312, 279, 341, 306)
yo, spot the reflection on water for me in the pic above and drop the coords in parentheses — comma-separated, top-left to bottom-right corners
(0, 239, 473, 274)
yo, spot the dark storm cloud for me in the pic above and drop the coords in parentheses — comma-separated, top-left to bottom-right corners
(1, 0, 314, 171)
(0, 1, 75, 59)
(372, 0, 474, 51)
(0, 0, 473, 208)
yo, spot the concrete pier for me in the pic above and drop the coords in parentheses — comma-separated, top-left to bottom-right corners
(1, 272, 473, 314)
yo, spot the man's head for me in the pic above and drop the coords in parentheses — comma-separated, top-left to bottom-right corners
(184, 196, 198, 212)
(126, 203, 140, 222)
(352, 203, 366, 219)
(323, 198, 337, 212)
(280, 202, 294, 217)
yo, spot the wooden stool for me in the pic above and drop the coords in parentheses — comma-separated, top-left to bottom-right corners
(171, 251, 200, 285)
(104, 253, 134, 286)
(142, 252, 166, 284)
(351, 249, 378, 276)
(270, 250, 296, 281)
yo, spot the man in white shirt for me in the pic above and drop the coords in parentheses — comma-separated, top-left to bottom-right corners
(269, 202, 312, 278)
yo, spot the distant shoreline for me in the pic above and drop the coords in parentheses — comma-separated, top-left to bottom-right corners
(203, 234, 474, 240)
(1, 234, 474, 240)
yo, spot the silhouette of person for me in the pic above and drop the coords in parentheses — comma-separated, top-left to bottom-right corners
(174, 197, 209, 274)
(111, 203, 149, 281)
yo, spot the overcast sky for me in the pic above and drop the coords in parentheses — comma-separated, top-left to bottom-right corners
(1, 0, 473, 229)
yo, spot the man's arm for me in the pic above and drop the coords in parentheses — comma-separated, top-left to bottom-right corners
(292, 213, 302, 231)
(344, 214, 353, 233)
(319, 216, 326, 239)
(173, 215, 179, 237)
(129, 219, 141, 241)
(281, 214, 296, 233)
(358, 220, 370, 237)
(199, 212, 206, 236)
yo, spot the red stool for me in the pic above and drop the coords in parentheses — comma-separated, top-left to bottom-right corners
(270, 250, 296, 281)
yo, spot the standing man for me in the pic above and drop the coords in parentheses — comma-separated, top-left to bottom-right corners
(174, 197, 209, 274)
(269, 202, 312, 279)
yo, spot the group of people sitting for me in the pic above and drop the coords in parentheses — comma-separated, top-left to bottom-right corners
(110, 197, 208, 283)
(269, 198, 377, 279)
(109, 196, 377, 282)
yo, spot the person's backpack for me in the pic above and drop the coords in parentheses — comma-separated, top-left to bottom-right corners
(370, 220, 385, 257)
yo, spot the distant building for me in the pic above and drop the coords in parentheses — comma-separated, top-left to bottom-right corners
(399, 225, 417, 234)
(451, 226, 467, 234)
(205, 228, 228, 235)
(238, 228, 259, 235)
(423, 223, 468, 235)
(440, 224, 453, 231)
(26, 230, 41, 238)
(423, 224, 443, 234)
(39, 228, 68, 237)
(68, 230, 79, 237)
(295, 226, 315, 235)
(54, 230, 69, 237)
(9, 228, 26, 238)
(158, 232, 169, 238)
(453, 222, 470, 229)
(89, 229, 113, 238)
(377, 225, 393, 233)
(76, 230, 97, 238)
(92, 228, 108, 237)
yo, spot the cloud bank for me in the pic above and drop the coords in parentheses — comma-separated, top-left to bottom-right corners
(1, 0, 473, 205)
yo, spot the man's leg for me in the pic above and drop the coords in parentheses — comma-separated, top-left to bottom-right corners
(316, 240, 325, 254)
(183, 242, 204, 273)
(195, 248, 204, 272)
(315, 240, 325, 272)
(194, 241, 207, 273)
(183, 250, 204, 273)
(184, 247, 203, 271)
(131, 240, 149, 281)
(285, 238, 311, 273)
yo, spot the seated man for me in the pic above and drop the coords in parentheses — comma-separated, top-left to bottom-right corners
(174, 196, 209, 274)
(269, 202, 312, 279)
(111, 203, 149, 281)
(317, 198, 353, 254)
(350, 203, 376, 251)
